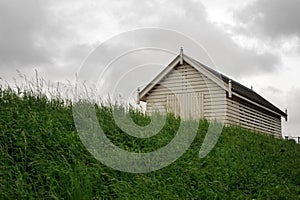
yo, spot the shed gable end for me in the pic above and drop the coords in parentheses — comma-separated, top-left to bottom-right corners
(145, 63, 226, 121)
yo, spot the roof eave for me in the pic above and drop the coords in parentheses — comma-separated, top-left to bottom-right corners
(138, 52, 287, 119)
(139, 55, 181, 101)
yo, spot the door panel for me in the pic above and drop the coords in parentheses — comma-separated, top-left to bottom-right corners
(166, 93, 203, 120)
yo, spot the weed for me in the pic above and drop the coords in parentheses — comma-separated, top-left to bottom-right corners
(0, 86, 299, 199)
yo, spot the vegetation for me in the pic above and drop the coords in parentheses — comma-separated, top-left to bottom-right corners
(0, 87, 300, 199)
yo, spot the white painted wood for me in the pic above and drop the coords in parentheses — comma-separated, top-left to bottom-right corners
(145, 64, 226, 122)
(143, 60, 282, 137)
(139, 54, 229, 101)
(166, 92, 203, 120)
(228, 80, 232, 98)
(231, 91, 283, 119)
(226, 98, 281, 136)
(140, 56, 180, 100)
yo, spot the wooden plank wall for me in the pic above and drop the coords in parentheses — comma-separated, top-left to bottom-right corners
(166, 93, 203, 120)
(226, 98, 282, 137)
(146, 64, 226, 121)
(145, 63, 282, 137)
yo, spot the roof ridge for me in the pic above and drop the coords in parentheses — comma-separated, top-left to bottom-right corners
(184, 54, 286, 117)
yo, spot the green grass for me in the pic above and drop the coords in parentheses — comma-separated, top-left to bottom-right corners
(0, 87, 300, 199)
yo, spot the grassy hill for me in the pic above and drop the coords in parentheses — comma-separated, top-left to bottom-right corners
(1, 87, 300, 199)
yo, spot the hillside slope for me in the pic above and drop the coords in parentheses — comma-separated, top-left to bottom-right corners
(0, 88, 299, 199)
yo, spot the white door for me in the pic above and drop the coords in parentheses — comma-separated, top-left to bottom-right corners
(166, 92, 203, 120)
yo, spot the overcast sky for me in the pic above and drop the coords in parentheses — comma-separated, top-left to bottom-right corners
(0, 0, 299, 137)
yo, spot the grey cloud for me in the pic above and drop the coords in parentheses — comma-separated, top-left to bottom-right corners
(122, 0, 282, 78)
(0, 0, 282, 83)
(263, 86, 282, 94)
(97, 0, 281, 78)
(260, 86, 282, 95)
(257, 86, 285, 112)
(285, 88, 300, 136)
(79, 0, 282, 100)
(0, 0, 91, 83)
(64, 43, 94, 66)
(235, 0, 300, 38)
(0, 0, 52, 67)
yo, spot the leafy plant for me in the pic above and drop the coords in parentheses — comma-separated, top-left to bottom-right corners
(0, 86, 299, 199)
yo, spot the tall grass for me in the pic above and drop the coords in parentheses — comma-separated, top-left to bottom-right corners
(0, 82, 300, 199)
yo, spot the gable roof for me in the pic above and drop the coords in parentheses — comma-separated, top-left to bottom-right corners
(139, 53, 287, 118)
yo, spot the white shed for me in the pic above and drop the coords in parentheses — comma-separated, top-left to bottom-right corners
(137, 49, 287, 137)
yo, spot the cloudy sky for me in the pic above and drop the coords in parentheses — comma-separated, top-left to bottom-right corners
(0, 0, 299, 137)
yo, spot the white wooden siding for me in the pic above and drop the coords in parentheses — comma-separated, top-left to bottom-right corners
(144, 63, 282, 137)
(226, 98, 281, 137)
(166, 93, 203, 120)
(145, 64, 226, 122)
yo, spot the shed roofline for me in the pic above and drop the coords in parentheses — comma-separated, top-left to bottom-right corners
(232, 91, 284, 118)
(139, 52, 287, 118)
(139, 54, 229, 101)
(183, 55, 228, 91)
(139, 55, 181, 100)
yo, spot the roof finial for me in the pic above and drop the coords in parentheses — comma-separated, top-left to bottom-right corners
(180, 47, 183, 65)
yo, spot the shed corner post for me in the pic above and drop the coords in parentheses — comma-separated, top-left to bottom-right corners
(136, 87, 140, 105)
(285, 108, 288, 122)
(228, 80, 232, 98)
